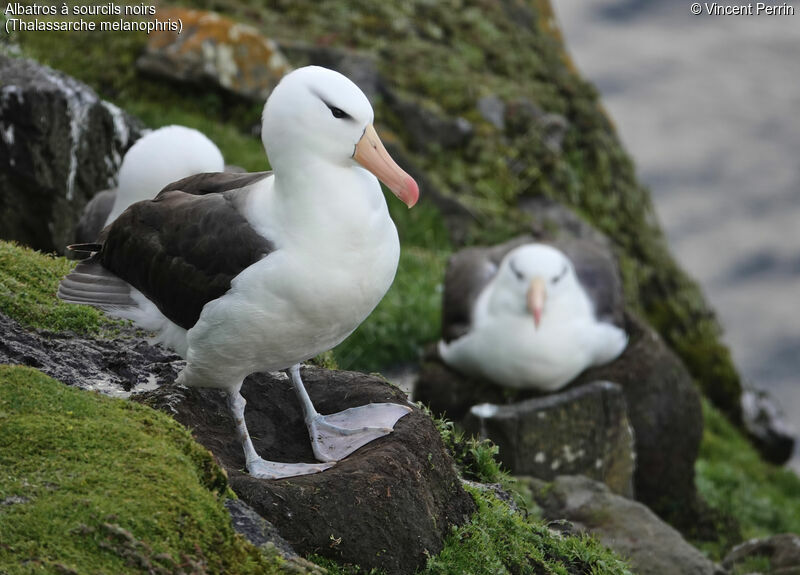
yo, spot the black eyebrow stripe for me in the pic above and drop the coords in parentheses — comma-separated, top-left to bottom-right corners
(553, 264, 568, 283)
(310, 89, 354, 120)
(509, 259, 525, 280)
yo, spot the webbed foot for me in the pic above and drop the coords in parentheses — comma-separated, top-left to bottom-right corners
(307, 403, 412, 462)
(247, 457, 335, 479)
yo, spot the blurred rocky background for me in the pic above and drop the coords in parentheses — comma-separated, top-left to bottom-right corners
(2, 1, 800, 574)
(556, 0, 800, 470)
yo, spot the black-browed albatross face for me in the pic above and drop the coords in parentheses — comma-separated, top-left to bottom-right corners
(261, 66, 419, 208)
(489, 244, 579, 328)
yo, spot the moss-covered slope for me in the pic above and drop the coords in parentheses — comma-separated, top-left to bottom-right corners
(0, 364, 291, 574)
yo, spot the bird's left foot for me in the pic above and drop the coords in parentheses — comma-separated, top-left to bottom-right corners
(307, 403, 412, 462)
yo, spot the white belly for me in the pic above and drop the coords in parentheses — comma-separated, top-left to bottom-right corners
(442, 317, 594, 391)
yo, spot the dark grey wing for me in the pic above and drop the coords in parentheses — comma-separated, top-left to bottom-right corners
(59, 183, 274, 331)
(553, 238, 624, 325)
(100, 188, 274, 329)
(441, 236, 532, 343)
(158, 171, 272, 196)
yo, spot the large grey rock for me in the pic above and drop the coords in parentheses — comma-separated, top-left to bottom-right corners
(722, 533, 800, 574)
(136, 367, 475, 575)
(0, 311, 181, 398)
(462, 381, 635, 496)
(531, 475, 720, 575)
(0, 56, 143, 253)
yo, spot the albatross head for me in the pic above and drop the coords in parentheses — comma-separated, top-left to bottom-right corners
(262, 66, 418, 208)
(491, 244, 579, 328)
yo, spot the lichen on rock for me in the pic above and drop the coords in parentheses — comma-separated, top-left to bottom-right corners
(137, 7, 292, 102)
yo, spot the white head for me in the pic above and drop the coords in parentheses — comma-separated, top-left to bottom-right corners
(488, 243, 585, 328)
(261, 66, 418, 207)
(104, 125, 225, 225)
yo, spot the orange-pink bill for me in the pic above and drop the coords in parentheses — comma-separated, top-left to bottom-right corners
(527, 277, 546, 328)
(354, 124, 419, 208)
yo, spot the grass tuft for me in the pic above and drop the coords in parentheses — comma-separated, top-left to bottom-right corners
(426, 407, 503, 484)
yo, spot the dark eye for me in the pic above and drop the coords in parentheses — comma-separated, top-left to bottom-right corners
(509, 259, 525, 281)
(551, 265, 568, 285)
(329, 106, 350, 120)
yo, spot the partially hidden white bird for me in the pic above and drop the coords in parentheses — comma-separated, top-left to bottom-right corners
(58, 66, 419, 479)
(74, 125, 226, 243)
(438, 243, 627, 392)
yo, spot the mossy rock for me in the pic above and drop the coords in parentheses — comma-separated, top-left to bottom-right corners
(0, 365, 297, 574)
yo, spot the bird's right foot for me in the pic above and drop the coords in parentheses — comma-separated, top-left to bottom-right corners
(247, 457, 335, 480)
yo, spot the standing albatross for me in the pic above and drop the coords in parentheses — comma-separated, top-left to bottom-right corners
(58, 66, 419, 479)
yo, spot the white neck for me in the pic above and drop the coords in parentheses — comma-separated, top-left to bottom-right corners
(247, 157, 395, 257)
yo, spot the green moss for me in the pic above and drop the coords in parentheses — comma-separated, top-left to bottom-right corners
(423, 485, 633, 575)
(123, 101, 270, 173)
(0, 365, 295, 574)
(0, 241, 112, 334)
(426, 407, 503, 484)
(694, 398, 800, 559)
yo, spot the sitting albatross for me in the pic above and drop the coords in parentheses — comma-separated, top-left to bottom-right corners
(75, 125, 226, 243)
(438, 243, 627, 391)
(58, 66, 419, 479)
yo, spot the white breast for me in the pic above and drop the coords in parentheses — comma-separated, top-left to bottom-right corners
(179, 169, 400, 388)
